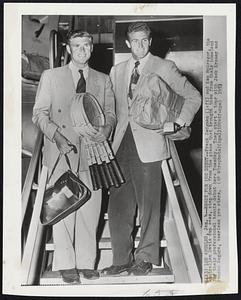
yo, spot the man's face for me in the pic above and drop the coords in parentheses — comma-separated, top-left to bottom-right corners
(67, 36, 93, 67)
(126, 31, 152, 60)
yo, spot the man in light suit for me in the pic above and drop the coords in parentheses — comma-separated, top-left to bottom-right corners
(33, 30, 116, 283)
(102, 22, 201, 276)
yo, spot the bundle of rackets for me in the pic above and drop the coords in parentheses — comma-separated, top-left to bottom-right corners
(71, 92, 125, 190)
(84, 138, 125, 190)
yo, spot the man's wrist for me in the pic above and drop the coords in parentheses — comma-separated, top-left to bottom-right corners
(175, 118, 186, 127)
(104, 124, 112, 134)
(105, 124, 112, 131)
(53, 128, 61, 142)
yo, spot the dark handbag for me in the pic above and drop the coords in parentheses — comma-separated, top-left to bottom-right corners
(40, 148, 91, 226)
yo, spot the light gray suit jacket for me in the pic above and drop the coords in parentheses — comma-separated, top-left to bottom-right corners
(33, 64, 116, 176)
(110, 53, 202, 163)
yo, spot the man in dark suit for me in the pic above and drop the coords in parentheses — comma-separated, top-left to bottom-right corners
(102, 22, 201, 276)
(33, 30, 116, 283)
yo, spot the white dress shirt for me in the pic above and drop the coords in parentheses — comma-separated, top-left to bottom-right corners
(69, 61, 89, 89)
(127, 52, 150, 83)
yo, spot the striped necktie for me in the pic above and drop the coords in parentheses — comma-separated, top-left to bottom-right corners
(128, 61, 140, 99)
(76, 69, 86, 93)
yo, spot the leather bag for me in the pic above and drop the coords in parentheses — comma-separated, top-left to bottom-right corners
(131, 73, 185, 130)
(131, 73, 191, 141)
(40, 148, 91, 226)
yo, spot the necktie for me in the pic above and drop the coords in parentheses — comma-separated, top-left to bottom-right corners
(76, 69, 86, 93)
(128, 61, 140, 100)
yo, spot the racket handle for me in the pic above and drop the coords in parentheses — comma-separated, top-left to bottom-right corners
(98, 163, 109, 189)
(107, 162, 121, 188)
(92, 164, 103, 189)
(102, 162, 114, 188)
(89, 165, 99, 191)
(110, 158, 125, 185)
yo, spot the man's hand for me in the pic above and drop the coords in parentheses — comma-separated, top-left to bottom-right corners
(154, 122, 191, 140)
(74, 124, 112, 143)
(53, 130, 73, 155)
(92, 124, 112, 143)
(155, 122, 182, 135)
(73, 124, 99, 139)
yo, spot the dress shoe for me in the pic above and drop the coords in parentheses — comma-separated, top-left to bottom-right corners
(78, 269, 100, 280)
(60, 268, 80, 283)
(129, 261, 152, 275)
(101, 262, 133, 276)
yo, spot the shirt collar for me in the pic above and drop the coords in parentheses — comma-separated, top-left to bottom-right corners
(69, 61, 89, 78)
(129, 52, 150, 72)
(130, 52, 150, 65)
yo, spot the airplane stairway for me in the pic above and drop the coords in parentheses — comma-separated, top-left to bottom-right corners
(21, 131, 202, 285)
(40, 212, 174, 285)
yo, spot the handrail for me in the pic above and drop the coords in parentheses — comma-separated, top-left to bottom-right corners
(49, 30, 66, 69)
(49, 30, 57, 69)
(22, 166, 48, 285)
(22, 129, 43, 224)
(49, 16, 75, 68)
(63, 46, 69, 66)
(22, 76, 39, 86)
(169, 141, 202, 247)
(21, 26, 66, 285)
(63, 15, 74, 67)
(22, 149, 33, 158)
(162, 158, 201, 282)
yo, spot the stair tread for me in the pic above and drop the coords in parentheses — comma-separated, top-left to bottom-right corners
(40, 266, 174, 285)
(45, 238, 167, 251)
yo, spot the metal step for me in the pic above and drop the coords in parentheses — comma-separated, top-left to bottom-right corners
(40, 265, 174, 285)
(101, 221, 143, 238)
(45, 238, 167, 251)
(104, 212, 141, 224)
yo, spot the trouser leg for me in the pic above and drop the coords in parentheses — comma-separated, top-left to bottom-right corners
(52, 170, 101, 271)
(50, 164, 76, 271)
(132, 161, 162, 265)
(75, 171, 102, 269)
(108, 174, 136, 265)
(52, 212, 76, 271)
(118, 126, 162, 265)
(108, 126, 137, 266)
(109, 125, 162, 266)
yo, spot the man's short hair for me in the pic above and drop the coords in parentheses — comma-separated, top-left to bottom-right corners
(66, 30, 93, 45)
(126, 22, 152, 40)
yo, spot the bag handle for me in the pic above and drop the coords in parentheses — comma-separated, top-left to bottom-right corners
(64, 153, 72, 171)
(47, 143, 77, 183)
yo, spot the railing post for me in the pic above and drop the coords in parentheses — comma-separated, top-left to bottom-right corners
(162, 159, 201, 282)
(22, 166, 48, 285)
(169, 141, 202, 247)
(49, 30, 57, 69)
(22, 130, 43, 225)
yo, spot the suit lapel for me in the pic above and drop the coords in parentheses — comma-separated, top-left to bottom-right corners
(87, 68, 101, 97)
(57, 65, 75, 105)
(117, 60, 129, 95)
(118, 60, 130, 108)
(141, 53, 155, 76)
(124, 61, 130, 95)
(123, 61, 131, 107)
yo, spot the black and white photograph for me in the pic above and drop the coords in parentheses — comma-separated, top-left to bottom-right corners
(3, 3, 237, 297)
